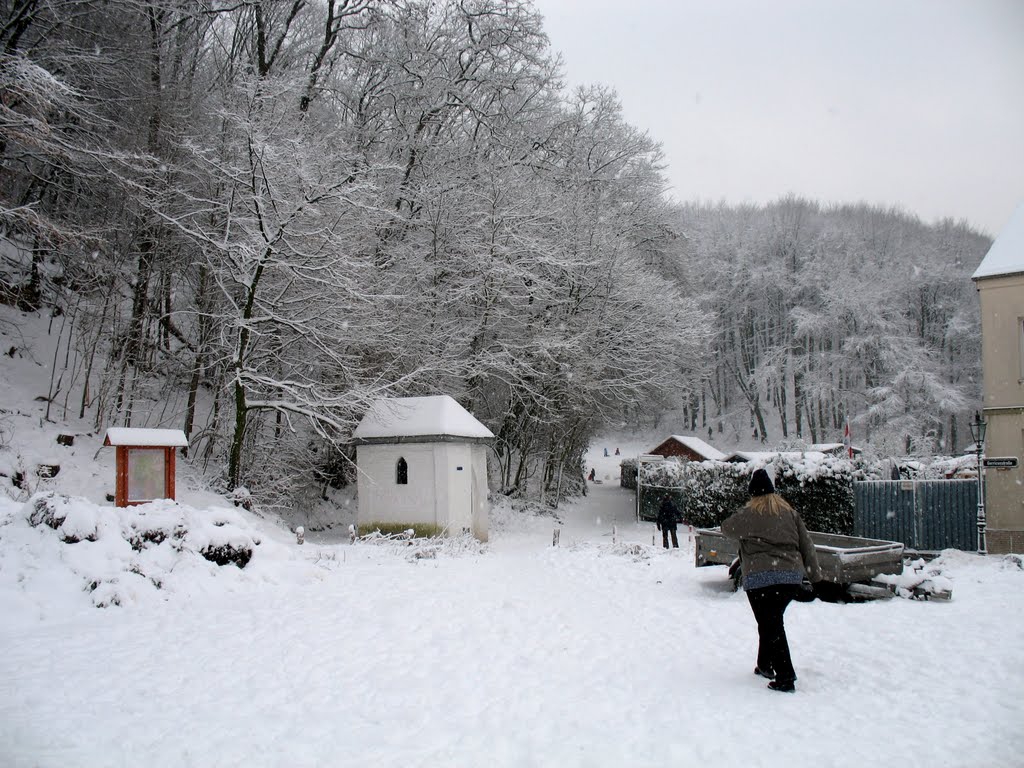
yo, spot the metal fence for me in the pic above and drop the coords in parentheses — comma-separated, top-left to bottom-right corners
(853, 480, 977, 552)
(636, 484, 686, 522)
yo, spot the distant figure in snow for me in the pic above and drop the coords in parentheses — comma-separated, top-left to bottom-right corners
(656, 494, 680, 549)
(614, 447, 620, 455)
(604, 447, 609, 457)
(721, 468, 821, 693)
(708, 427, 713, 441)
(588, 467, 596, 481)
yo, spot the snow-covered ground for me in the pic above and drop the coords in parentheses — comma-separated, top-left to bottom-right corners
(2, 460, 1023, 766)
(2, 310, 1023, 767)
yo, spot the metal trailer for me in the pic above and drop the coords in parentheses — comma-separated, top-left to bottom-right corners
(694, 527, 912, 600)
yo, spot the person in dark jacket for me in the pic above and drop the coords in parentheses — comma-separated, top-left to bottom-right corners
(721, 468, 821, 692)
(656, 494, 680, 549)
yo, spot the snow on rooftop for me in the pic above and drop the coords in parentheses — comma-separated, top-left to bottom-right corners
(353, 395, 494, 440)
(667, 435, 726, 461)
(809, 443, 861, 454)
(973, 202, 1024, 280)
(723, 450, 773, 462)
(104, 427, 189, 447)
(724, 450, 828, 464)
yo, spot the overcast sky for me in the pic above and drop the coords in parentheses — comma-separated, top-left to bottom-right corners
(532, 0, 1024, 237)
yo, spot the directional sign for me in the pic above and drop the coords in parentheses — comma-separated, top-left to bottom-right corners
(983, 457, 1019, 469)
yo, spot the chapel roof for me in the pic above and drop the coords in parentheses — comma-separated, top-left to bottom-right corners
(353, 395, 494, 441)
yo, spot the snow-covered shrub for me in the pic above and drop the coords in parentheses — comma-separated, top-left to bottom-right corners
(228, 486, 254, 511)
(28, 492, 97, 542)
(181, 509, 260, 568)
(127, 526, 175, 551)
(27, 492, 66, 529)
(774, 459, 860, 534)
(638, 456, 887, 534)
(199, 543, 253, 568)
(901, 454, 977, 479)
(16, 494, 268, 607)
(638, 461, 747, 526)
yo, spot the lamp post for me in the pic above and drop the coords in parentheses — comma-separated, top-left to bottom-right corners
(969, 410, 987, 555)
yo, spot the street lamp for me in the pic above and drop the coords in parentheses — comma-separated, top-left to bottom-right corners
(969, 410, 987, 555)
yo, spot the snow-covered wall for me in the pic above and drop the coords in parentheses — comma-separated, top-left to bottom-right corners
(355, 441, 489, 539)
(356, 443, 437, 530)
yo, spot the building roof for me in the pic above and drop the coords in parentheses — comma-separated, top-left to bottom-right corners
(104, 427, 189, 447)
(353, 395, 494, 441)
(658, 435, 727, 461)
(810, 443, 843, 452)
(809, 442, 862, 455)
(723, 450, 770, 463)
(723, 450, 828, 463)
(972, 202, 1024, 280)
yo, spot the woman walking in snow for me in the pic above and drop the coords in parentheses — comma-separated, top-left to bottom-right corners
(721, 468, 821, 692)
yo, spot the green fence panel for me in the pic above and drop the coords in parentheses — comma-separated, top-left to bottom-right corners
(854, 480, 976, 551)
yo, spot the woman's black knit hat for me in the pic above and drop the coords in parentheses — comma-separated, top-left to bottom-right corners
(749, 468, 775, 496)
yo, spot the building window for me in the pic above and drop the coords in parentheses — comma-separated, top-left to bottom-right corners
(396, 457, 408, 485)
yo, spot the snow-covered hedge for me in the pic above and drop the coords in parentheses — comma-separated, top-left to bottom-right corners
(629, 450, 980, 533)
(638, 456, 886, 534)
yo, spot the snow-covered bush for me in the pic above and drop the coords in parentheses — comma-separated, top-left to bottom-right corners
(28, 492, 98, 542)
(16, 494, 266, 607)
(637, 461, 747, 526)
(638, 456, 888, 534)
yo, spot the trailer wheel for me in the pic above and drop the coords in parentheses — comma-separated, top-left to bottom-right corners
(813, 581, 850, 603)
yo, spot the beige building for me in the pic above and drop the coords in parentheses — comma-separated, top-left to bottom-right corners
(972, 202, 1024, 554)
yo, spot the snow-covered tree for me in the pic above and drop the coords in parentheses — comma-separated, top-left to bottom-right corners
(673, 200, 988, 455)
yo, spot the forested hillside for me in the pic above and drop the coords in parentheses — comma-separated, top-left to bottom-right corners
(669, 198, 989, 455)
(0, 0, 990, 513)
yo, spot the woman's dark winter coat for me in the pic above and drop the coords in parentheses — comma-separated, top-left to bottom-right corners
(721, 495, 820, 586)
